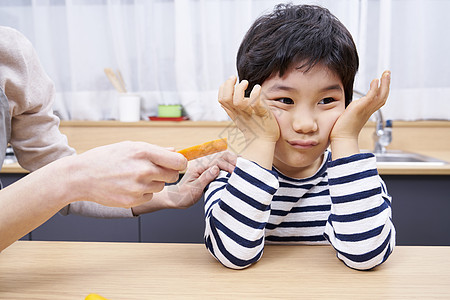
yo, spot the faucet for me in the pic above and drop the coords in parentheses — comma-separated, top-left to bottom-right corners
(373, 110, 392, 154)
(353, 90, 392, 154)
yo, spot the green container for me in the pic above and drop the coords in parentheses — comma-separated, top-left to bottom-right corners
(158, 105, 182, 118)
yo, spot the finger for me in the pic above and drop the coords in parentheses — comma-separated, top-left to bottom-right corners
(194, 165, 220, 189)
(144, 180, 166, 194)
(233, 80, 251, 112)
(361, 78, 380, 106)
(145, 146, 188, 171)
(369, 78, 386, 110)
(139, 162, 181, 184)
(368, 78, 380, 98)
(249, 85, 267, 116)
(218, 83, 224, 103)
(195, 151, 237, 174)
(214, 157, 236, 173)
(219, 77, 238, 117)
(221, 76, 237, 106)
(157, 168, 181, 183)
(216, 150, 238, 166)
(378, 70, 391, 104)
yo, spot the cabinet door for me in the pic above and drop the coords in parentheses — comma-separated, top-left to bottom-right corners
(32, 213, 140, 242)
(140, 198, 205, 243)
(0, 173, 25, 187)
(382, 175, 450, 246)
(1, 172, 139, 242)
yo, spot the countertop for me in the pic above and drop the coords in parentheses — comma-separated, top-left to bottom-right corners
(2, 120, 450, 175)
(1, 241, 449, 299)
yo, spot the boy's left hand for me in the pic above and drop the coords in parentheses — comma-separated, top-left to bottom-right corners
(330, 70, 391, 159)
(165, 151, 237, 209)
(131, 151, 237, 215)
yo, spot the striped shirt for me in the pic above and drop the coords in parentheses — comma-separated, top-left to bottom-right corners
(204, 151, 395, 270)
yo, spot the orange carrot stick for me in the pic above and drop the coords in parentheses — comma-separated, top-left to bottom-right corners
(177, 138, 227, 161)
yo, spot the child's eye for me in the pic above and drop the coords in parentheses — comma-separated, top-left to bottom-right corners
(318, 97, 336, 105)
(275, 98, 294, 104)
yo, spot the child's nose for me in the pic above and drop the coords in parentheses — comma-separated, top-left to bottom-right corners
(292, 110, 318, 133)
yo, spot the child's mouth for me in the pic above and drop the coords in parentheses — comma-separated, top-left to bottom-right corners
(287, 139, 318, 149)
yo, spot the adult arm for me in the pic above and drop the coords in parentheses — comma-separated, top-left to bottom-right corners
(0, 141, 187, 251)
(1, 26, 75, 170)
(1, 27, 134, 218)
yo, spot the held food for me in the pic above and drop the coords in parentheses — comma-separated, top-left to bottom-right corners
(177, 138, 228, 161)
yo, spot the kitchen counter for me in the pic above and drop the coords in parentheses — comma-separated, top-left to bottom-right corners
(0, 241, 449, 299)
(2, 121, 448, 247)
(2, 120, 450, 175)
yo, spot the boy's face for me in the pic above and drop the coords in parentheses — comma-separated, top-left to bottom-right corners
(261, 63, 345, 178)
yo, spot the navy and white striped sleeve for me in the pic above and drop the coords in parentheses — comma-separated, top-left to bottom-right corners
(203, 157, 279, 269)
(323, 153, 396, 270)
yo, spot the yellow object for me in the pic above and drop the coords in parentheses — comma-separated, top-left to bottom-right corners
(85, 294, 109, 300)
(177, 138, 227, 161)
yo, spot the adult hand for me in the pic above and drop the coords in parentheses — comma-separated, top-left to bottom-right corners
(131, 150, 237, 215)
(0, 141, 187, 251)
(66, 141, 187, 208)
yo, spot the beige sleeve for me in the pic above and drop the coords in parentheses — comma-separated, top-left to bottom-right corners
(1, 26, 75, 171)
(1, 27, 133, 218)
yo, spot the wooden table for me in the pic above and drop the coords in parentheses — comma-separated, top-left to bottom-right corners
(1, 241, 449, 299)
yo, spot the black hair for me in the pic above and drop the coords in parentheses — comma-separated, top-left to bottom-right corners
(236, 4, 359, 106)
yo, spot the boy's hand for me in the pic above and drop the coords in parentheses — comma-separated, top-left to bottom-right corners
(330, 71, 391, 159)
(131, 151, 237, 214)
(164, 151, 237, 209)
(218, 76, 280, 168)
(219, 76, 280, 144)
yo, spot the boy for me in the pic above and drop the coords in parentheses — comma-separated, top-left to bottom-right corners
(204, 4, 395, 270)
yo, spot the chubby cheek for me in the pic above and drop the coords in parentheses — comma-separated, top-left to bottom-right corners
(269, 107, 286, 139)
(320, 109, 344, 138)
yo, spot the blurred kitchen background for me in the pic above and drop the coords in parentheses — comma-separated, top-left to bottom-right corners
(0, 0, 449, 121)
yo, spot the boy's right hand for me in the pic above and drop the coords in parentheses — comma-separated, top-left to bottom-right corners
(218, 76, 280, 168)
(219, 76, 280, 143)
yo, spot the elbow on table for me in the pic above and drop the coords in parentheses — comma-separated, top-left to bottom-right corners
(209, 247, 263, 270)
(205, 237, 263, 270)
(218, 258, 254, 270)
(340, 240, 395, 271)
